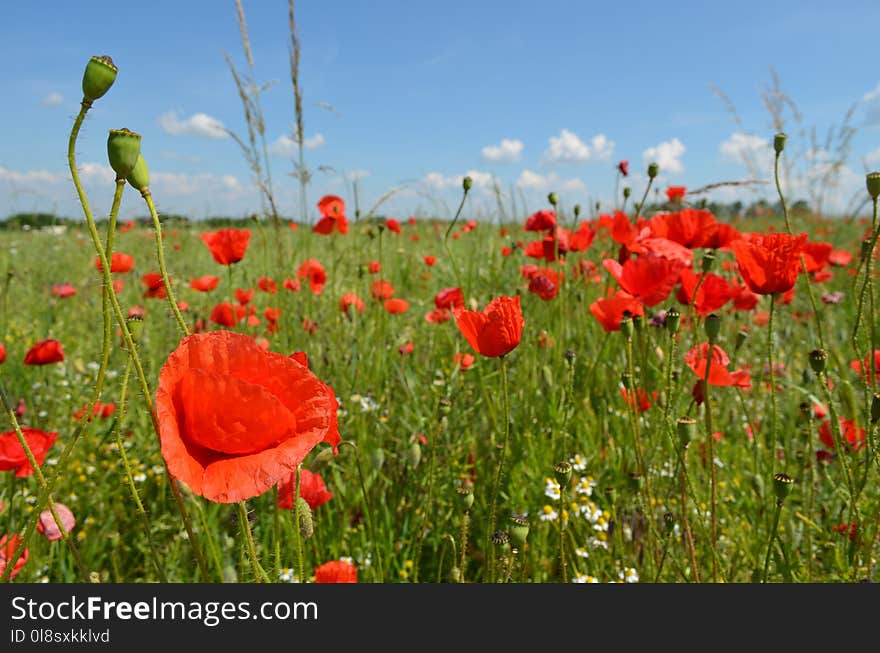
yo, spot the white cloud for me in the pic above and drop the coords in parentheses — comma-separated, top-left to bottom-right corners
(268, 133, 325, 156)
(152, 172, 245, 197)
(41, 92, 63, 107)
(865, 146, 880, 167)
(542, 130, 615, 165)
(720, 132, 772, 172)
(861, 82, 880, 125)
(78, 162, 116, 185)
(481, 138, 524, 163)
(0, 166, 61, 184)
(158, 111, 228, 139)
(516, 169, 585, 192)
(423, 170, 493, 190)
(642, 138, 686, 175)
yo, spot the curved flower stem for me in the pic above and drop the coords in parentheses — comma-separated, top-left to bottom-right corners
(0, 381, 87, 581)
(702, 343, 718, 583)
(443, 186, 470, 298)
(67, 102, 209, 581)
(339, 441, 384, 581)
(761, 500, 783, 583)
(766, 295, 778, 463)
(487, 355, 511, 582)
(852, 199, 880, 390)
(633, 176, 655, 222)
(237, 501, 267, 582)
(142, 191, 189, 337)
(292, 465, 305, 583)
(113, 358, 167, 581)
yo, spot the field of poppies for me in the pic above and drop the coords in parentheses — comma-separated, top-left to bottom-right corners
(1, 56, 879, 585)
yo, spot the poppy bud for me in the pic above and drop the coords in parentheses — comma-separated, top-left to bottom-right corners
(677, 417, 696, 448)
(573, 204, 581, 218)
(508, 514, 529, 548)
(872, 393, 880, 424)
(492, 530, 511, 555)
(772, 472, 793, 503)
(632, 313, 644, 332)
(125, 315, 144, 345)
(735, 327, 748, 352)
(809, 349, 827, 375)
(405, 441, 421, 468)
(82, 55, 118, 102)
(456, 485, 474, 510)
(797, 400, 811, 422)
(107, 129, 141, 178)
(553, 461, 572, 489)
(547, 192, 558, 207)
(439, 397, 452, 416)
(370, 448, 385, 471)
(773, 132, 787, 154)
(620, 314, 634, 340)
(866, 172, 880, 200)
(564, 349, 576, 366)
(296, 497, 314, 540)
(665, 307, 681, 334)
(663, 512, 675, 536)
(621, 372, 634, 390)
(705, 313, 721, 343)
(126, 154, 150, 193)
(647, 162, 659, 179)
(462, 176, 473, 192)
(309, 446, 335, 472)
(627, 471, 643, 491)
(701, 250, 715, 273)
(623, 187, 631, 199)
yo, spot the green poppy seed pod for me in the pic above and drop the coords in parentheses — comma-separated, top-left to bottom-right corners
(735, 327, 748, 352)
(439, 397, 452, 416)
(548, 192, 558, 207)
(492, 530, 511, 555)
(296, 497, 314, 540)
(701, 250, 715, 273)
(867, 172, 880, 200)
(82, 55, 118, 102)
(663, 512, 675, 536)
(666, 307, 681, 334)
(627, 472, 643, 492)
(623, 186, 632, 199)
(125, 315, 144, 345)
(370, 447, 386, 471)
(107, 129, 141, 178)
(564, 349, 576, 366)
(773, 132, 787, 154)
(809, 349, 827, 375)
(573, 204, 581, 218)
(647, 162, 659, 179)
(125, 154, 151, 193)
(309, 446, 335, 472)
(705, 313, 721, 343)
(772, 472, 794, 503)
(508, 515, 529, 548)
(798, 400, 811, 422)
(620, 314, 634, 340)
(872, 393, 880, 424)
(677, 417, 697, 448)
(456, 485, 474, 510)
(405, 441, 422, 468)
(632, 313, 644, 332)
(553, 461, 573, 489)
(462, 176, 473, 192)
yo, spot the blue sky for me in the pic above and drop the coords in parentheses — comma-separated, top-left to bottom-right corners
(4, 0, 880, 221)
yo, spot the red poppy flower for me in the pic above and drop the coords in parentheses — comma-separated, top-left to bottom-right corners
(0, 534, 28, 580)
(684, 343, 751, 388)
(302, 318, 318, 334)
(818, 418, 866, 451)
(318, 194, 345, 219)
(386, 218, 402, 234)
(371, 279, 396, 300)
(602, 256, 684, 307)
(729, 281, 760, 311)
(277, 468, 333, 510)
(828, 249, 853, 267)
(128, 305, 146, 319)
(524, 210, 557, 232)
(314, 195, 348, 235)
(618, 160, 629, 176)
(398, 341, 414, 355)
(283, 278, 301, 292)
(36, 503, 76, 542)
(454, 295, 524, 358)
(190, 276, 220, 292)
(200, 229, 251, 265)
(801, 241, 832, 273)
(501, 246, 513, 257)
(647, 209, 718, 249)
(424, 256, 437, 267)
(731, 232, 807, 295)
(677, 268, 732, 314)
(367, 261, 381, 274)
(425, 308, 451, 323)
(0, 428, 58, 477)
(95, 252, 135, 274)
(52, 283, 77, 298)
(24, 339, 65, 366)
(314, 559, 357, 583)
(210, 302, 246, 327)
(288, 221, 299, 230)
(113, 278, 124, 294)
(258, 276, 277, 294)
(665, 186, 686, 202)
(234, 288, 253, 305)
(588, 290, 645, 332)
(621, 388, 655, 412)
(434, 287, 464, 310)
(141, 272, 167, 299)
(296, 259, 327, 295)
(609, 211, 640, 247)
(339, 292, 365, 316)
(72, 401, 116, 420)
(0, 344, 6, 364)
(849, 350, 880, 384)
(384, 298, 409, 314)
(454, 352, 475, 370)
(528, 268, 561, 301)
(568, 222, 596, 252)
(520, 264, 539, 280)
(156, 330, 340, 503)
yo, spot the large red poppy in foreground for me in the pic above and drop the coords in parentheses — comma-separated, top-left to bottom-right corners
(731, 232, 807, 295)
(156, 331, 340, 503)
(454, 295, 524, 358)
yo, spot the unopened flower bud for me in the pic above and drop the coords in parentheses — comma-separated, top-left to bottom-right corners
(405, 441, 422, 468)
(462, 176, 473, 192)
(309, 446, 335, 472)
(701, 250, 715, 273)
(647, 162, 659, 179)
(735, 327, 748, 352)
(772, 472, 794, 503)
(623, 187, 632, 199)
(620, 372, 634, 390)
(620, 314, 634, 340)
(126, 154, 150, 193)
(627, 472, 643, 491)
(82, 55, 117, 102)
(809, 349, 827, 375)
(663, 512, 675, 536)
(564, 349, 576, 365)
(295, 497, 314, 539)
(125, 315, 144, 344)
(107, 129, 141, 178)
(665, 307, 681, 334)
(508, 514, 530, 548)
(370, 447, 385, 471)
(705, 313, 721, 343)
(553, 461, 572, 489)
(573, 204, 581, 218)
(547, 192, 558, 207)
(677, 417, 697, 448)
(866, 172, 880, 200)
(773, 132, 787, 154)
(456, 485, 474, 510)
(872, 393, 880, 424)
